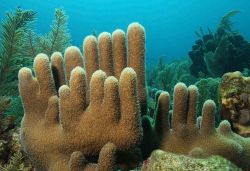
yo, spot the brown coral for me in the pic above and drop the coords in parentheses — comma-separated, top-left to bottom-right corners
(18, 52, 142, 170)
(18, 22, 147, 171)
(143, 83, 250, 170)
(219, 71, 250, 137)
(83, 22, 147, 114)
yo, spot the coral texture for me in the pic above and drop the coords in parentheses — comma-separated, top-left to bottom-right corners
(219, 71, 250, 137)
(83, 22, 147, 114)
(18, 52, 142, 170)
(18, 22, 147, 171)
(143, 83, 250, 170)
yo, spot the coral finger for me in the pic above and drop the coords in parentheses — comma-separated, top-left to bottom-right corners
(172, 83, 188, 131)
(98, 32, 114, 76)
(69, 151, 87, 171)
(127, 22, 147, 115)
(18, 67, 38, 113)
(89, 70, 106, 106)
(119, 68, 141, 128)
(70, 67, 87, 111)
(45, 95, 59, 125)
(64, 46, 84, 83)
(59, 85, 72, 130)
(34, 53, 56, 98)
(103, 76, 120, 122)
(51, 52, 66, 90)
(155, 91, 170, 134)
(201, 100, 216, 135)
(112, 29, 127, 78)
(196, 116, 202, 129)
(98, 143, 117, 171)
(218, 120, 233, 136)
(59, 68, 87, 130)
(83, 35, 99, 86)
(187, 85, 198, 126)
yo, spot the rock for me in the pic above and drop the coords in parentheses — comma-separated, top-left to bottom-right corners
(141, 150, 242, 171)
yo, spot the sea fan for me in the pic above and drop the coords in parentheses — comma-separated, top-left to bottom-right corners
(216, 10, 240, 39)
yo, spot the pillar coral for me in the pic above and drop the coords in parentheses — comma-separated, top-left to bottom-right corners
(19, 23, 147, 171)
(18, 22, 250, 171)
(143, 83, 250, 170)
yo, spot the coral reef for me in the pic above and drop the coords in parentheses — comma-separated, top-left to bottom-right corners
(219, 71, 250, 137)
(18, 23, 147, 170)
(19, 55, 142, 170)
(0, 7, 249, 170)
(189, 11, 250, 77)
(142, 83, 250, 170)
(0, 7, 71, 170)
(141, 150, 242, 171)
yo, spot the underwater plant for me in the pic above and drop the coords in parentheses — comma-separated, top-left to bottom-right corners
(0, 8, 36, 97)
(0, 7, 71, 170)
(189, 10, 250, 77)
(0, 7, 70, 95)
(195, 77, 221, 126)
(147, 58, 197, 97)
(0, 7, 71, 122)
(35, 8, 71, 56)
(0, 151, 33, 171)
(216, 10, 240, 39)
(4, 96, 24, 124)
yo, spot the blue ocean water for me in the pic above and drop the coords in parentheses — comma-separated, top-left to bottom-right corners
(0, 0, 250, 64)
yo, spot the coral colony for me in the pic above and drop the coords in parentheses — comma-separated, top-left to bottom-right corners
(0, 8, 250, 171)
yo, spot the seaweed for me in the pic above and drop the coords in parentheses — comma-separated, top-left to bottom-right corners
(147, 58, 197, 97)
(0, 8, 71, 124)
(0, 151, 32, 171)
(0, 8, 36, 97)
(0, 7, 71, 169)
(195, 26, 205, 38)
(36, 8, 71, 55)
(0, 97, 11, 116)
(4, 96, 23, 125)
(189, 10, 250, 78)
(216, 10, 240, 38)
